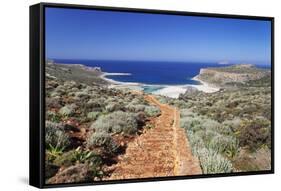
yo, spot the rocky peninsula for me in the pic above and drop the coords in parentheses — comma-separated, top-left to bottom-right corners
(193, 64, 271, 87)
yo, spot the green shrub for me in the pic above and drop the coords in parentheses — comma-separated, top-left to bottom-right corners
(130, 97, 146, 105)
(87, 111, 100, 120)
(54, 147, 102, 167)
(197, 148, 233, 174)
(59, 104, 76, 116)
(105, 102, 122, 112)
(155, 96, 170, 104)
(46, 97, 62, 108)
(91, 111, 138, 135)
(54, 85, 66, 94)
(87, 132, 119, 154)
(126, 103, 146, 112)
(180, 117, 192, 129)
(188, 118, 203, 132)
(170, 99, 188, 108)
(180, 109, 193, 118)
(144, 106, 161, 117)
(46, 111, 61, 123)
(208, 134, 239, 158)
(45, 121, 70, 150)
(63, 80, 77, 88)
(50, 91, 61, 98)
(46, 144, 65, 162)
(74, 91, 90, 100)
(186, 130, 205, 156)
(87, 99, 104, 111)
(181, 113, 235, 173)
(201, 129, 219, 145)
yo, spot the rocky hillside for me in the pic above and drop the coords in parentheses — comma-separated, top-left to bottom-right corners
(194, 64, 270, 87)
(46, 62, 109, 85)
(45, 63, 162, 184)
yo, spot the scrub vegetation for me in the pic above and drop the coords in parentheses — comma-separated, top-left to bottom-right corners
(45, 63, 161, 183)
(157, 65, 271, 173)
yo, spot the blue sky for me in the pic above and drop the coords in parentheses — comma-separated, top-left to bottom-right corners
(45, 7, 271, 65)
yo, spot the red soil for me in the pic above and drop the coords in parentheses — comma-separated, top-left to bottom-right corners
(106, 94, 202, 180)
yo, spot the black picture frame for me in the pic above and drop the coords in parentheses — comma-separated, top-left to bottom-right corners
(30, 2, 275, 189)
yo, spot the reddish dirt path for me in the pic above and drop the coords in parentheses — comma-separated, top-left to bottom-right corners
(107, 94, 202, 180)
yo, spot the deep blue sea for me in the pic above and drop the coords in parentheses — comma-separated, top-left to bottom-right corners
(53, 59, 221, 85)
(53, 59, 270, 86)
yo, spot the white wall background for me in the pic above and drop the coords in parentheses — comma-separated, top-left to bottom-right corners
(0, 0, 279, 190)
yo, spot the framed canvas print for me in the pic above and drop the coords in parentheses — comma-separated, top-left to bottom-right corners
(29, 2, 274, 188)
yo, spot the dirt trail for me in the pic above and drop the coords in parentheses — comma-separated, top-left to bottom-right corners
(107, 94, 202, 179)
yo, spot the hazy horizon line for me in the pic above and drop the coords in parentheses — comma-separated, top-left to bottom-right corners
(47, 58, 271, 66)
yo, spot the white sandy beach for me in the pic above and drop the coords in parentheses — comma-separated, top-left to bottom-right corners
(190, 76, 220, 93)
(101, 72, 219, 98)
(152, 83, 219, 98)
(151, 86, 187, 98)
(101, 72, 145, 91)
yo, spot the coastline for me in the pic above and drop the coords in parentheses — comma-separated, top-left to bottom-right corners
(55, 62, 220, 98)
(190, 75, 220, 93)
(151, 82, 219, 98)
(100, 72, 141, 86)
(100, 72, 145, 91)
(102, 72, 220, 98)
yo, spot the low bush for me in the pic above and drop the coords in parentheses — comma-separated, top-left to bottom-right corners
(208, 134, 239, 158)
(87, 132, 119, 154)
(105, 102, 122, 112)
(54, 85, 66, 93)
(91, 111, 138, 135)
(155, 95, 170, 104)
(180, 117, 192, 129)
(59, 104, 77, 116)
(45, 121, 70, 150)
(130, 97, 147, 105)
(198, 148, 233, 174)
(126, 103, 146, 112)
(74, 91, 90, 100)
(46, 111, 61, 123)
(46, 97, 62, 108)
(185, 130, 205, 156)
(144, 106, 161, 117)
(87, 111, 100, 120)
(50, 91, 61, 98)
(180, 109, 194, 118)
(181, 113, 237, 173)
(46, 144, 65, 162)
(53, 147, 102, 167)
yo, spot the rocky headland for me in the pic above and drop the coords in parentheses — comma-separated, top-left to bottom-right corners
(193, 64, 271, 87)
